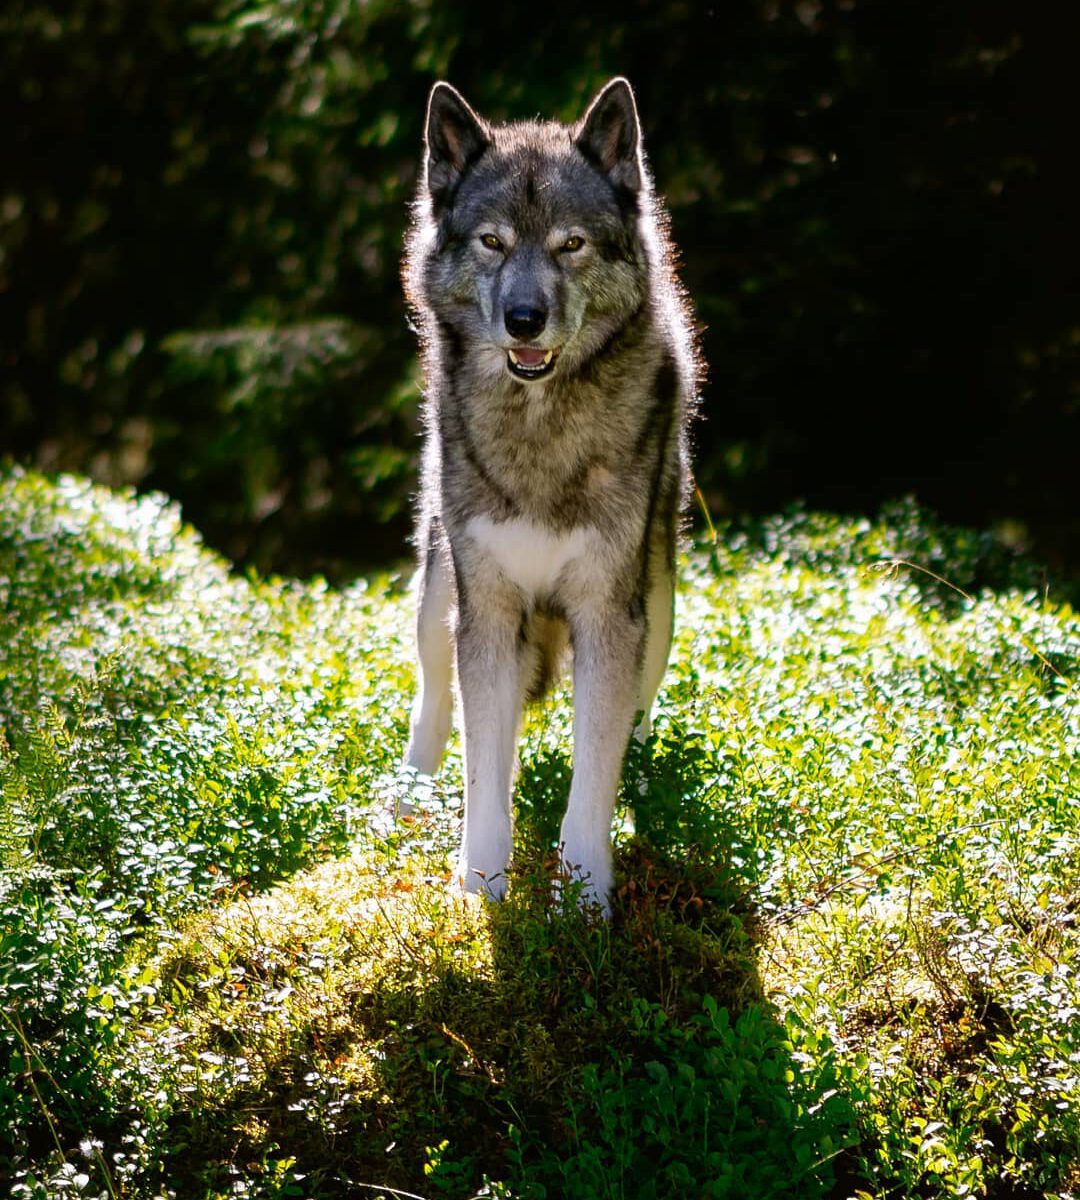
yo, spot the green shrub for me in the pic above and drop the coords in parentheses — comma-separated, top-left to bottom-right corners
(1, 469, 1077, 1198)
(0, 466, 410, 1187)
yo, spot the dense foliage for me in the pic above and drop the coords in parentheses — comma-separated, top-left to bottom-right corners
(1, 467, 1078, 1197)
(3, 2, 1077, 578)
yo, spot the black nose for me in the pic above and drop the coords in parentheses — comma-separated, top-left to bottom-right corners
(504, 306, 547, 340)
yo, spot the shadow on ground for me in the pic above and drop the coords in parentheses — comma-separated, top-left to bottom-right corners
(143, 782, 857, 1198)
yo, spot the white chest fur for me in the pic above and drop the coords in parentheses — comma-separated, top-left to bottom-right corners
(464, 515, 595, 596)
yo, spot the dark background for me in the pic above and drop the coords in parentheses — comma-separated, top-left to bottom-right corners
(2, 0, 1077, 585)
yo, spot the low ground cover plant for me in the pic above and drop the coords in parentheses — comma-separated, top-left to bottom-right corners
(1, 466, 1077, 1198)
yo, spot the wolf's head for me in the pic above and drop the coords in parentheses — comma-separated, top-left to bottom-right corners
(406, 79, 660, 388)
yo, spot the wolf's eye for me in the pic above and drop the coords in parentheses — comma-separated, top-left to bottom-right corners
(560, 235, 586, 253)
(479, 233, 503, 251)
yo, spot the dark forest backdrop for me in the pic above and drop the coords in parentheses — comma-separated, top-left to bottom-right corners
(2, 0, 1077, 582)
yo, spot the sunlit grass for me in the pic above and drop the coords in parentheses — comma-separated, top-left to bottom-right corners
(1, 468, 1077, 1198)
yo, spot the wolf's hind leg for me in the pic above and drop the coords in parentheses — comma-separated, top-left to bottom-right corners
(404, 540, 454, 776)
(633, 563, 675, 744)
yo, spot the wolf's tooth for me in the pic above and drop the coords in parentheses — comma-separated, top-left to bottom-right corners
(542, 350, 553, 365)
(508, 349, 520, 364)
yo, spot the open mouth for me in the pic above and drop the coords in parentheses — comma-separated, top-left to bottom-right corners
(507, 346, 560, 381)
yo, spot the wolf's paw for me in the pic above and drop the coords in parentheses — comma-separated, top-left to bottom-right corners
(632, 711, 652, 745)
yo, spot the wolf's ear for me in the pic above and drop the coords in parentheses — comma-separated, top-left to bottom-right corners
(424, 82, 489, 210)
(575, 77, 643, 194)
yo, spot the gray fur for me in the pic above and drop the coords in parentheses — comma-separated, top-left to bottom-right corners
(402, 78, 700, 914)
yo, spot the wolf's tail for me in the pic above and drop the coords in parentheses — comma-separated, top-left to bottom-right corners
(524, 613, 570, 703)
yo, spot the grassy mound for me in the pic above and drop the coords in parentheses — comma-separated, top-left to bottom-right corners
(1, 467, 1078, 1199)
(143, 848, 814, 1199)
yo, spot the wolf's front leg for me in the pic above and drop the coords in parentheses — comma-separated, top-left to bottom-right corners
(455, 592, 526, 899)
(560, 605, 646, 914)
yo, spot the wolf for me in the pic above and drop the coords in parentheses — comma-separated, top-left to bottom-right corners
(401, 77, 699, 914)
